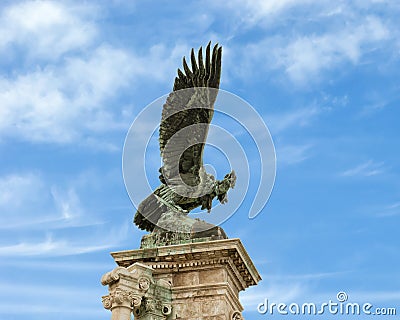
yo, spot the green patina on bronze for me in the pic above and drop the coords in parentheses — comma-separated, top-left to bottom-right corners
(133, 43, 235, 248)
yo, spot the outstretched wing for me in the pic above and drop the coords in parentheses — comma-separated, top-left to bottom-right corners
(159, 42, 222, 187)
(134, 43, 222, 232)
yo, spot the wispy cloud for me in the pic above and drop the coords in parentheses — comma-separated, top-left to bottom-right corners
(277, 144, 313, 165)
(266, 107, 320, 134)
(340, 160, 385, 177)
(359, 87, 400, 116)
(0, 220, 129, 257)
(0, 172, 43, 208)
(0, 171, 107, 230)
(210, 0, 320, 27)
(51, 187, 82, 221)
(0, 172, 71, 228)
(0, 259, 112, 271)
(0, 172, 62, 227)
(0, 238, 110, 257)
(369, 202, 400, 218)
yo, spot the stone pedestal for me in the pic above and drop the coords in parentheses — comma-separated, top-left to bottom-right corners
(102, 238, 261, 320)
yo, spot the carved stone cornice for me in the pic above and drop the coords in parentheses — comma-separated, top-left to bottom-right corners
(110, 238, 261, 290)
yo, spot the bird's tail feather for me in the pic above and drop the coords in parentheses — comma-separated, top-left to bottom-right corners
(134, 192, 168, 232)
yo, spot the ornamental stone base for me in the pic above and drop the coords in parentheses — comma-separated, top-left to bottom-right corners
(101, 238, 261, 320)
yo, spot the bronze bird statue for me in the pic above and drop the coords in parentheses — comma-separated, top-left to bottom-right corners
(134, 42, 236, 245)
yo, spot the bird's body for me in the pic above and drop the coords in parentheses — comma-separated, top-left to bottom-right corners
(134, 168, 235, 232)
(133, 43, 236, 235)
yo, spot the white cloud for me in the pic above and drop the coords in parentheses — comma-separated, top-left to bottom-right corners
(0, 1, 129, 144)
(341, 160, 385, 177)
(222, 0, 394, 86)
(274, 16, 389, 84)
(0, 42, 188, 145)
(0, 1, 191, 145)
(0, 1, 96, 59)
(0, 44, 136, 143)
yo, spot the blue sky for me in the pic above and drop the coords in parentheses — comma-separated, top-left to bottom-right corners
(0, 1, 399, 319)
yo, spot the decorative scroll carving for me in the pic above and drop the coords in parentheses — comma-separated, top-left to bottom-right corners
(101, 289, 142, 310)
(101, 266, 131, 286)
(132, 295, 142, 307)
(102, 295, 112, 310)
(101, 263, 172, 319)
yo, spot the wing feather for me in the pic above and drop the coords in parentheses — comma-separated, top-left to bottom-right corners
(159, 43, 222, 186)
